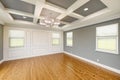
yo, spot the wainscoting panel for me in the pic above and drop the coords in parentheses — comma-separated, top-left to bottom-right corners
(4, 27, 63, 60)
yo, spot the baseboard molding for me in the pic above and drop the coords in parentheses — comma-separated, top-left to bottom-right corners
(64, 51, 120, 74)
(4, 52, 62, 61)
(0, 59, 4, 64)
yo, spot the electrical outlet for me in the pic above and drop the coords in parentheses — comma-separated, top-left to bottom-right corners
(97, 59, 100, 62)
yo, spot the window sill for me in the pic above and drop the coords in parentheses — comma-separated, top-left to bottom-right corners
(95, 49, 118, 55)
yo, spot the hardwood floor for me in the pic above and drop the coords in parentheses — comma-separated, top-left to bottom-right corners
(0, 53, 120, 80)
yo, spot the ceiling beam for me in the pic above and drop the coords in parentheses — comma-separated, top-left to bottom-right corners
(6, 8, 49, 21)
(14, 20, 34, 25)
(57, 0, 89, 20)
(6, 9, 34, 18)
(45, 2, 66, 14)
(69, 13, 84, 19)
(5, 4, 61, 21)
(21, 0, 36, 4)
(0, 2, 13, 23)
(21, 0, 85, 19)
(82, 8, 110, 21)
(6, 0, 88, 26)
(33, 0, 45, 23)
(60, 21, 69, 24)
(45, 2, 85, 20)
(62, 8, 111, 29)
(21, 1, 66, 14)
(101, 0, 120, 10)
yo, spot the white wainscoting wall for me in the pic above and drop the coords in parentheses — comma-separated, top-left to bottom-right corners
(4, 26, 63, 60)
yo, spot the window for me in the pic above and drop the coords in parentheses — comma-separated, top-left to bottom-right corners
(66, 32, 73, 47)
(96, 23, 118, 54)
(52, 33, 60, 45)
(9, 30, 25, 48)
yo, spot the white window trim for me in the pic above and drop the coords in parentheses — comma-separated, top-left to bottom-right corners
(9, 37, 25, 48)
(9, 30, 25, 48)
(52, 38, 60, 46)
(95, 23, 119, 54)
(52, 32, 60, 46)
(66, 32, 73, 47)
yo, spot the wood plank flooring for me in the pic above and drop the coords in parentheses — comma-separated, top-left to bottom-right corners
(0, 53, 120, 80)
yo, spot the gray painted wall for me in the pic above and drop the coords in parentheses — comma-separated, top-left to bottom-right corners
(0, 25, 3, 61)
(64, 18, 120, 69)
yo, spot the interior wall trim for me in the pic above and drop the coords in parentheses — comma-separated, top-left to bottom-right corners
(4, 52, 62, 61)
(0, 59, 4, 64)
(64, 51, 120, 74)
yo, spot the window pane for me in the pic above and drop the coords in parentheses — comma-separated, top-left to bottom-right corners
(52, 33, 60, 45)
(97, 24, 118, 36)
(66, 32, 73, 46)
(67, 32, 73, 38)
(52, 38, 59, 45)
(10, 38, 24, 47)
(9, 30, 25, 37)
(52, 33, 60, 38)
(97, 37, 116, 51)
(67, 38, 72, 46)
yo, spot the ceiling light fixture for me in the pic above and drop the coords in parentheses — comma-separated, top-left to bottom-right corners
(39, 13, 60, 27)
(39, 18, 60, 27)
(84, 8, 88, 11)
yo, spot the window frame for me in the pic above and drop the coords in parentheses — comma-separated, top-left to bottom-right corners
(96, 23, 119, 54)
(52, 32, 60, 46)
(9, 30, 25, 48)
(66, 32, 73, 47)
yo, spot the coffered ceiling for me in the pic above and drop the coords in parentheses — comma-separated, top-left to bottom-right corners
(40, 8, 60, 18)
(0, 0, 120, 30)
(46, 0, 77, 9)
(74, 0, 107, 16)
(10, 13, 33, 22)
(1, 0, 35, 14)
